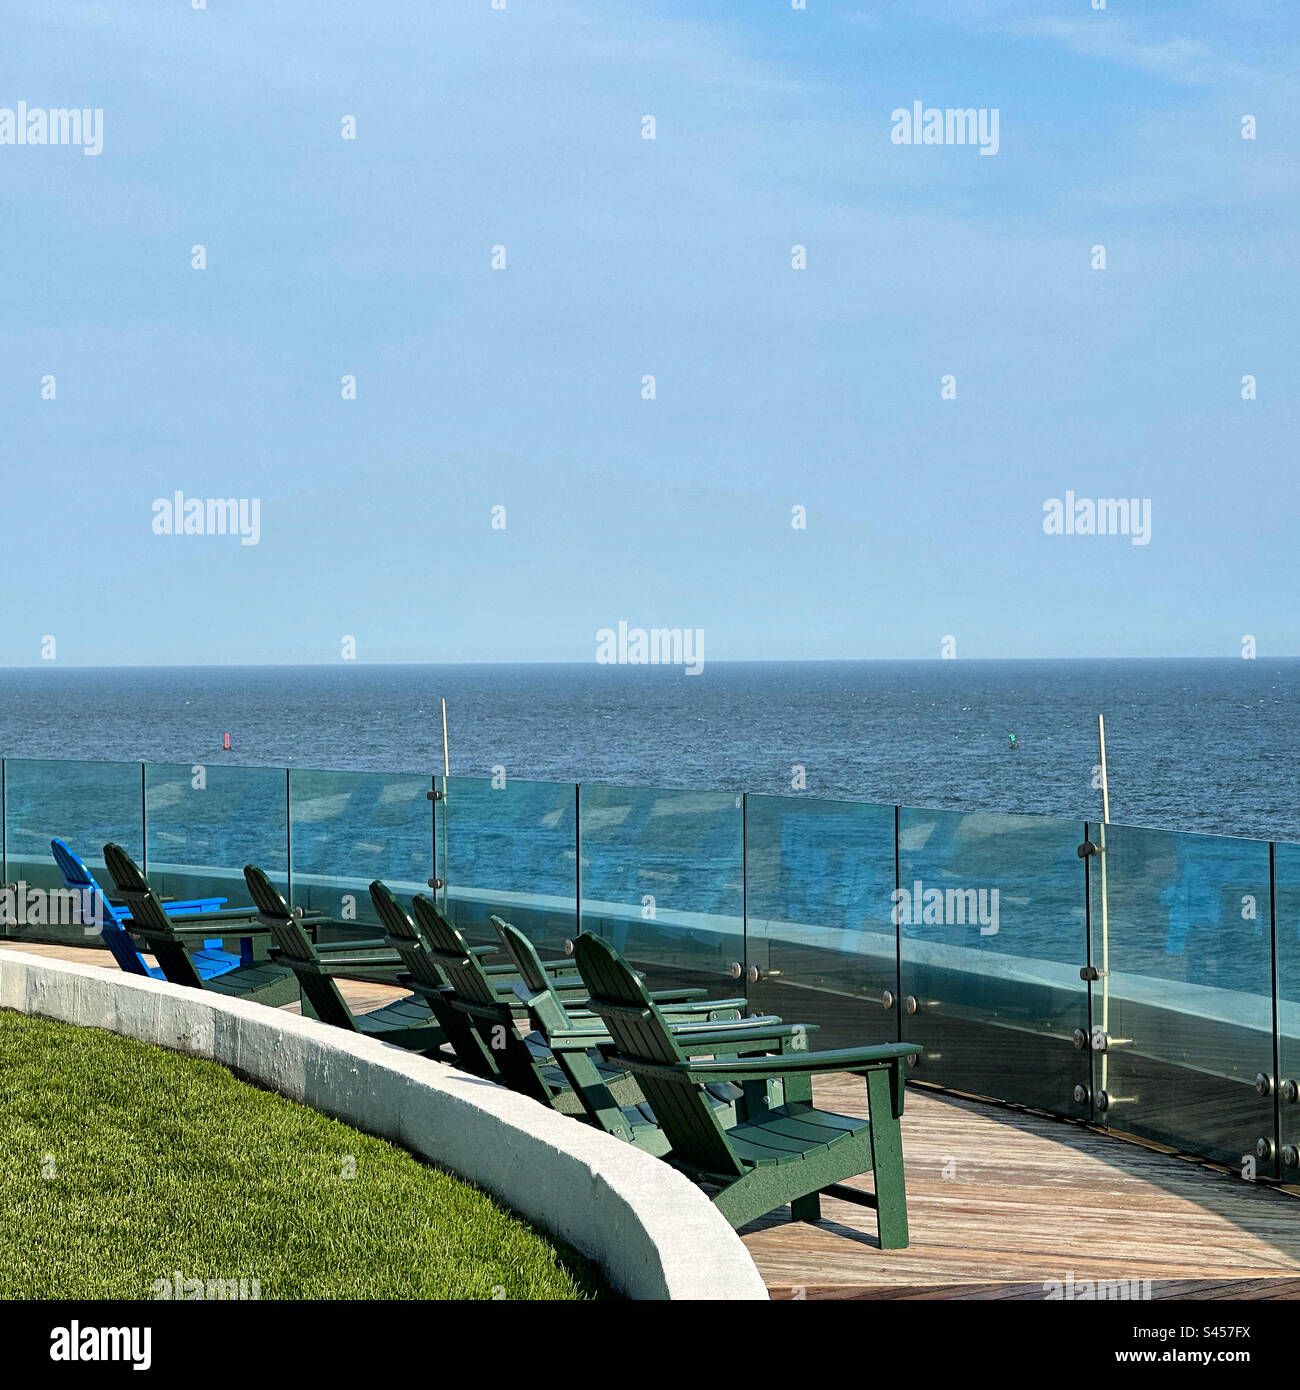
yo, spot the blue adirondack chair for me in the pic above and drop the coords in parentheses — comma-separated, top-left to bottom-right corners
(50, 838, 246, 980)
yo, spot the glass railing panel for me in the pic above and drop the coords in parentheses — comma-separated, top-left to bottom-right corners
(578, 783, 743, 997)
(2, 758, 144, 944)
(144, 763, 287, 907)
(1089, 822, 1274, 1173)
(898, 806, 1091, 1115)
(437, 776, 577, 954)
(289, 768, 434, 936)
(1274, 841, 1300, 1180)
(745, 794, 899, 1046)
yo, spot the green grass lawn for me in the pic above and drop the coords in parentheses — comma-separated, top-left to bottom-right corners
(0, 1010, 607, 1299)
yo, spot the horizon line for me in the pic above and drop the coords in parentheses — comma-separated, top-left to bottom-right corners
(0, 654, 1291, 672)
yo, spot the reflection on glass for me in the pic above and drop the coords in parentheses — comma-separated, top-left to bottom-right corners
(438, 777, 577, 953)
(898, 806, 1091, 1115)
(145, 763, 287, 906)
(579, 784, 742, 996)
(1093, 822, 1274, 1172)
(745, 795, 898, 1046)
(3, 759, 143, 943)
(289, 769, 433, 933)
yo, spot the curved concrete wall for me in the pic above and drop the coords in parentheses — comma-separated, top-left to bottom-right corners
(0, 947, 767, 1301)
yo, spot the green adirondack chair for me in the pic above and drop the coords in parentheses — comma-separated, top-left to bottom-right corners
(496, 916, 822, 1155)
(366, 881, 505, 1069)
(573, 932, 920, 1245)
(492, 917, 750, 1027)
(365, 881, 588, 1045)
(243, 865, 445, 1053)
(405, 893, 599, 1110)
(101, 843, 301, 1009)
(400, 895, 713, 1112)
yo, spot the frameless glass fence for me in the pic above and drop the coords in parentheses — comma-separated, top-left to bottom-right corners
(745, 795, 899, 1046)
(1273, 841, 1300, 1179)
(145, 762, 288, 906)
(2, 759, 144, 943)
(8, 751, 1300, 1185)
(436, 776, 577, 954)
(1089, 822, 1275, 1175)
(898, 807, 1092, 1115)
(288, 769, 434, 935)
(578, 783, 743, 997)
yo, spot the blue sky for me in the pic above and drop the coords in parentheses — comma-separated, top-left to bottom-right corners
(2, 0, 1296, 664)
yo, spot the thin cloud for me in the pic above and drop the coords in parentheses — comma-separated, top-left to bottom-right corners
(1013, 16, 1263, 88)
(887, 0, 1287, 88)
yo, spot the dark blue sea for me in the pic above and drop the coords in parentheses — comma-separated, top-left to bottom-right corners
(1, 658, 1298, 841)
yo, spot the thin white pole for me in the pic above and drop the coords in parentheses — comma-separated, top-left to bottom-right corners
(1097, 713, 1110, 1096)
(1098, 713, 1111, 824)
(441, 698, 450, 778)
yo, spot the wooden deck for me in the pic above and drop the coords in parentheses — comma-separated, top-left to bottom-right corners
(11, 940, 1300, 1300)
(744, 1075, 1300, 1300)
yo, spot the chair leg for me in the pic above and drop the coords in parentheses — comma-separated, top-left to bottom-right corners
(865, 1068, 909, 1249)
(791, 1191, 821, 1224)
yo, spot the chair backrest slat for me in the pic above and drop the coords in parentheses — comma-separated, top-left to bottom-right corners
(245, 864, 354, 1028)
(492, 917, 574, 1035)
(367, 881, 447, 992)
(410, 895, 552, 1101)
(369, 879, 506, 1072)
(51, 838, 148, 976)
(103, 843, 204, 989)
(573, 933, 743, 1177)
(410, 897, 500, 1007)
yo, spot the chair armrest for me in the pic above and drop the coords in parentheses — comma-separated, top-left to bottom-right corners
(544, 1028, 613, 1051)
(490, 978, 580, 1004)
(313, 937, 390, 954)
(136, 910, 265, 936)
(154, 906, 259, 923)
(319, 956, 403, 976)
(163, 897, 228, 914)
(647, 987, 709, 1003)
(266, 938, 400, 968)
(671, 1042, 920, 1082)
(657, 996, 749, 1016)
(544, 1017, 793, 1054)
(482, 958, 578, 978)
(662, 1015, 791, 1038)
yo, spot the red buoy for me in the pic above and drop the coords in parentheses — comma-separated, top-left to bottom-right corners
(222, 733, 231, 752)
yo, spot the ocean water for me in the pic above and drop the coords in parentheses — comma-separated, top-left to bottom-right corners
(1, 658, 1299, 843)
